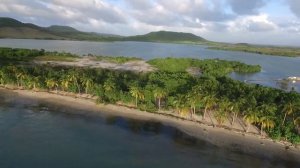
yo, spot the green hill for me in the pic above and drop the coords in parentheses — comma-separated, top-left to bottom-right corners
(123, 31, 207, 43)
(0, 17, 120, 41)
(0, 18, 207, 43)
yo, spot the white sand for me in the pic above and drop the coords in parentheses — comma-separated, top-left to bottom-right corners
(35, 57, 156, 73)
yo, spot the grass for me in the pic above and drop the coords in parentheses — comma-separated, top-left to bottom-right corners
(147, 58, 192, 72)
(34, 55, 79, 62)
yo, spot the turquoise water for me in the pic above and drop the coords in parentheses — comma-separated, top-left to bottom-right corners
(0, 90, 299, 168)
(0, 39, 299, 91)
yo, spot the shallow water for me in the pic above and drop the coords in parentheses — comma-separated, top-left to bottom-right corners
(0, 39, 299, 92)
(0, 90, 299, 168)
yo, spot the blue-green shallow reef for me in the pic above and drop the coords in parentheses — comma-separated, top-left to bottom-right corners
(0, 89, 299, 168)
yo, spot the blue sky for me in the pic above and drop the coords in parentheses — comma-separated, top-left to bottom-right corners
(0, 0, 300, 46)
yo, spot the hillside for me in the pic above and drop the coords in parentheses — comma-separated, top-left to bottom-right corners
(123, 31, 207, 43)
(0, 17, 64, 39)
(0, 17, 207, 43)
(0, 17, 119, 41)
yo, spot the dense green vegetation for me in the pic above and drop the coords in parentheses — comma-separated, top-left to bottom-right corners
(91, 55, 142, 64)
(123, 31, 206, 43)
(0, 47, 45, 61)
(208, 43, 300, 57)
(148, 57, 261, 75)
(1, 48, 300, 144)
(0, 47, 78, 62)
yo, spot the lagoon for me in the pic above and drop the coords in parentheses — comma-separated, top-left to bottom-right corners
(0, 39, 299, 91)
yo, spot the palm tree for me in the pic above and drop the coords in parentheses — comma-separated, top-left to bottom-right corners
(68, 71, 81, 94)
(202, 95, 216, 124)
(172, 95, 185, 110)
(26, 76, 40, 90)
(82, 77, 94, 94)
(215, 99, 230, 125)
(103, 79, 116, 92)
(172, 95, 189, 117)
(259, 116, 275, 135)
(0, 70, 5, 85)
(129, 86, 144, 107)
(60, 77, 70, 92)
(16, 71, 26, 87)
(153, 87, 167, 111)
(46, 78, 58, 92)
(281, 102, 299, 126)
(230, 101, 240, 126)
(243, 111, 259, 133)
(187, 95, 197, 119)
(294, 117, 300, 128)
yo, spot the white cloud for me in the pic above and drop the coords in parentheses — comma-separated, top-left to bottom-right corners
(228, 14, 277, 32)
(0, 0, 299, 45)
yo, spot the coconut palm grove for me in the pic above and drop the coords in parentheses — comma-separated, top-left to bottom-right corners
(1, 47, 300, 144)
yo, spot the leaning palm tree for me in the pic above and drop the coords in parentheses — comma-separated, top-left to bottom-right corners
(229, 101, 240, 126)
(187, 91, 201, 119)
(16, 71, 26, 87)
(259, 116, 276, 135)
(202, 95, 217, 123)
(153, 87, 167, 111)
(281, 102, 299, 126)
(129, 86, 144, 107)
(26, 76, 40, 90)
(243, 111, 259, 133)
(215, 99, 231, 126)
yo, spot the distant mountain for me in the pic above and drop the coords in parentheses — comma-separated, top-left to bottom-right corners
(0, 17, 120, 41)
(0, 17, 206, 43)
(123, 31, 207, 43)
(0, 17, 64, 39)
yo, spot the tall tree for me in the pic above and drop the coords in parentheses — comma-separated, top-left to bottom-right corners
(259, 116, 275, 135)
(202, 95, 217, 125)
(129, 86, 144, 107)
(82, 76, 94, 94)
(282, 102, 299, 126)
(46, 78, 58, 92)
(68, 71, 81, 94)
(153, 87, 167, 111)
(243, 111, 259, 133)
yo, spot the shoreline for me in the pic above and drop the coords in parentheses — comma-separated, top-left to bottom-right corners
(1, 87, 300, 162)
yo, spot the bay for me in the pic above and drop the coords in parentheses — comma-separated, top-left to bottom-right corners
(0, 39, 299, 91)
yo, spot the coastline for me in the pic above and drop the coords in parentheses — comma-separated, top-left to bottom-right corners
(1, 87, 300, 162)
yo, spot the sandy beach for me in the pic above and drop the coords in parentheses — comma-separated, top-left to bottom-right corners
(34, 57, 156, 73)
(1, 87, 300, 162)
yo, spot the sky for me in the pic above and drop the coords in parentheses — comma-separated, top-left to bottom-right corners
(0, 0, 300, 46)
